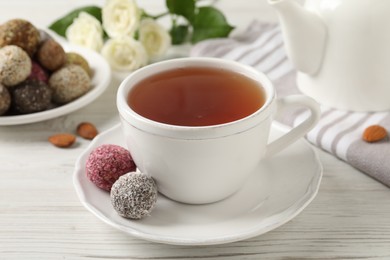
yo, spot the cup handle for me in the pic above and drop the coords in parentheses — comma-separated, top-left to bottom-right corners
(265, 95, 320, 158)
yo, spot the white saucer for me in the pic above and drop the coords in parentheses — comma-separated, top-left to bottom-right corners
(0, 35, 111, 125)
(73, 123, 322, 245)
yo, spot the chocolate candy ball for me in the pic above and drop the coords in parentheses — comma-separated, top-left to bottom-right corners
(0, 19, 40, 56)
(11, 80, 52, 114)
(0, 45, 32, 86)
(37, 39, 66, 71)
(86, 144, 136, 191)
(49, 65, 91, 104)
(111, 172, 158, 220)
(65, 52, 91, 77)
(0, 84, 11, 115)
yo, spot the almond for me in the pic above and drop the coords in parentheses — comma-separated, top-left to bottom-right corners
(362, 125, 388, 143)
(48, 133, 76, 148)
(77, 122, 98, 140)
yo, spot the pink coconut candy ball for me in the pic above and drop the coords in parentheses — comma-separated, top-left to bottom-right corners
(28, 61, 48, 83)
(86, 144, 136, 191)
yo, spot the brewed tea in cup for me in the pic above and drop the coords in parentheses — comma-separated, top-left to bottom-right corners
(117, 57, 320, 204)
(127, 67, 266, 127)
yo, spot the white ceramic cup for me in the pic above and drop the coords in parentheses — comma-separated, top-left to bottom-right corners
(117, 57, 320, 204)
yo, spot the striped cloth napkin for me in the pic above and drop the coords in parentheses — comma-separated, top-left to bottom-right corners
(190, 21, 390, 187)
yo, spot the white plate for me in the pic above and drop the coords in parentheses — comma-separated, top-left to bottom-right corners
(0, 39, 111, 125)
(73, 123, 323, 245)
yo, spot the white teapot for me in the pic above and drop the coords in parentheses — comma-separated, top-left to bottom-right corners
(269, 0, 390, 111)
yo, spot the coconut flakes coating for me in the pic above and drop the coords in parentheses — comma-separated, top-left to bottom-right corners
(0, 45, 32, 87)
(0, 19, 40, 56)
(11, 80, 52, 114)
(86, 144, 136, 191)
(49, 64, 91, 104)
(0, 84, 10, 115)
(111, 172, 158, 220)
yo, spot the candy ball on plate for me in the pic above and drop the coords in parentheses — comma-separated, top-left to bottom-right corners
(28, 61, 48, 83)
(0, 45, 32, 86)
(37, 39, 66, 71)
(0, 84, 11, 115)
(0, 19, 40, 56)
(11, 80, 52, 114)
(65, 52, 91, 77)
(111, 172, 158, 220)
(86, 144, 136, 191)
(49, 64, 91, 104)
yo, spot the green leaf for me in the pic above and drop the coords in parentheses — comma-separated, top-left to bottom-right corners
(169, 24, 189, 45)
(166, 0, 196, 22)
(191, 6, 234, 44)
(48, 6, 102, 37)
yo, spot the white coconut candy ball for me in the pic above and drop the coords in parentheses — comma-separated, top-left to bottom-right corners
(0, 45, 31, 86)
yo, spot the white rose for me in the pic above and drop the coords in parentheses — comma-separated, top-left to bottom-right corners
(139, 18, 171, 59)
(101, 36, 148, 71)
(66, 12, 104, 52)
(102, 0, 141, 38)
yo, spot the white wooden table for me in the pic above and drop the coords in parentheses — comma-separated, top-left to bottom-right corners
(1, 0, 390, 259)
